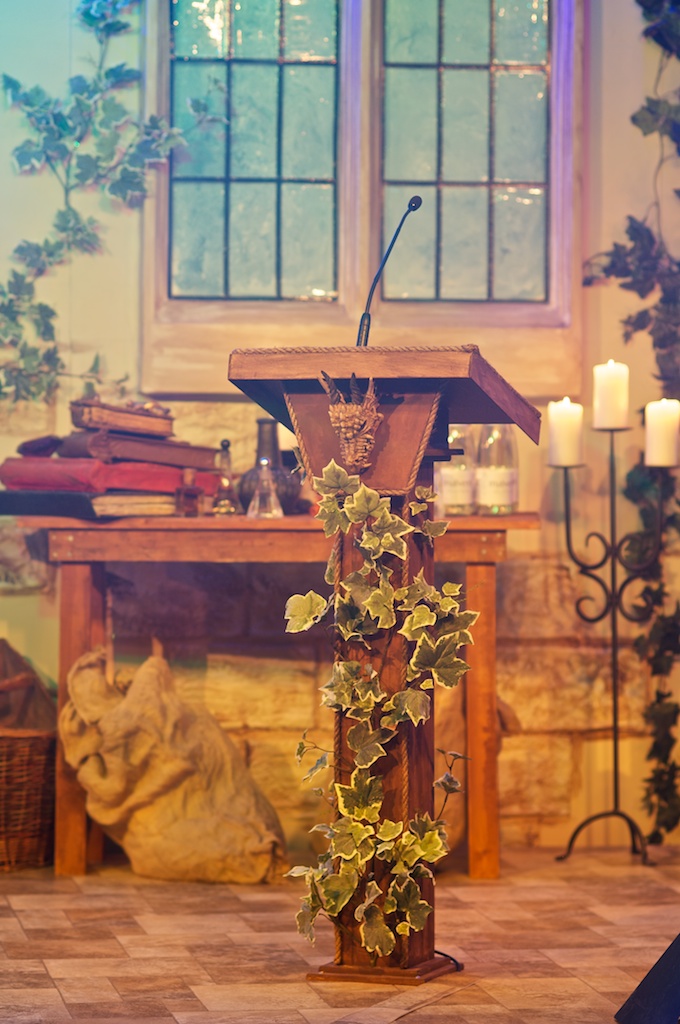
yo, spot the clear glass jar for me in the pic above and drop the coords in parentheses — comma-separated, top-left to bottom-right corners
(246, 457, 284, 519)
(475, 424, 519, 515)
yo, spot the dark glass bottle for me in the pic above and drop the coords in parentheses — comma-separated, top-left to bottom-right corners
(238, 417, 301, 515)
(175, 467, 203, 517)
(213, 439, 243, 515)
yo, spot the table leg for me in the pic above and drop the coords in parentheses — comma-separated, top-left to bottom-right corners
(55, 562, 105, 876)
(464, 562, 500, 880)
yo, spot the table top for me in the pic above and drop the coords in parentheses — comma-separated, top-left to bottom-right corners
(20, 512, 539, 566)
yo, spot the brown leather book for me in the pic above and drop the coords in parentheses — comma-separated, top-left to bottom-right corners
(56, 431, 218, 470)
(70, 399, 174, 437)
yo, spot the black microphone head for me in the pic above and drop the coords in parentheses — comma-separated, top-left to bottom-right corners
(408, 195, 422, 211)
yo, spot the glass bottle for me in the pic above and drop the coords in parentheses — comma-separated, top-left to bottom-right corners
(246, 457, 284, 519)
(435, 424, 477, 516)
(475, 424, 519, 515)
(212, 439, 243, 515)
(238, 418, 301, 515)
(175, 467, 203, 517)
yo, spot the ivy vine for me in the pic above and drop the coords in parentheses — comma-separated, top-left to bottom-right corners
(0, 0, 201, 402)
(583, 0, 680, 841)
(285, 460, 476, 960)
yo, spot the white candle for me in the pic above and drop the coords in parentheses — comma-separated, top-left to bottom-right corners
(593, 360, 629, 429)
(645, 398, 680, 466)
(548, 397, 585, 466)
(547, 396, 583, 466)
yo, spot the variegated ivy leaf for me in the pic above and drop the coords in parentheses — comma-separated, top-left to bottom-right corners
(347, 721, 394, 768)
(285, 591, 329, 633)
(408, 500, 429, 515)
(320, 660, 362, 711)
(438, 596, 460, 616)
(318, 869, 359, 916)
(368, 506, 414, 557)
(414, 485, 437, 502)
(329, 817, 376, 865)
(365, 579, 396, 629)
(353, 879, 382, 922)
(335, 768, 383, 823)
(407, 632, 470, 688)
(434, 771, 462, 794)
(442, 580, 463, 598)
(344, 483, 389, 523)
(381, 688, 431, 729)
(312, 459, 361, 496)
(420, 678, 434, 690)
(398, 603, 437, 641)
(409, 813, 449, 862)
(303, 752, 329, 782)
(296, 899, 317, 941)
(340, 570, 373, 612)
(335, 594, 375, 644)
(449, 609, 480, 632)
(377, 819, 404, 841)
(387, 876, 432, 932)
(437, 748, 469, 762)
(420, 519, 449, 539)
(359, 904, 396, 957)
(317, 494, 351, 536)
(394, 568, 438, 611)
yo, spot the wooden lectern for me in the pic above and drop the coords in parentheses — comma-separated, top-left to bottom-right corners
(229, 344, 540, 984)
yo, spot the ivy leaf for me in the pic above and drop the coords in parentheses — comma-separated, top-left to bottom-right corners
(312, 459, 360, 496)
(360, 507, 413, 561)
(284, 590, 328, 633)
(108, 165, 146, 206)
(99, 95, 129, 128)
(409, 814, 449, 863)
(381, 688, 431, 729)
(344, 483, 388, 523)
(104, 63, 142, 88)
(420, 519, 449, 539)
(335, 768, 383, 823)
(414, 485, 437, 502)
(365, 579, 396, 629)
(347, 721, 393, 768)
(12, 140, 46, 173)
(377, 819, 403, 842)
(329, 818, 375, 866)
(303, 753, 329, 782)
(3, 74, 22, 103)
(434, 771, 462, 794)
(395, 568, 439, 611)
(359, 904, 396, 957)
(409, 500, 429, 515)
(295, 899, 317, 941)
(316, 494, 351, 536)
(340, 570, 373, 611)
(388, 876, 432, 933)
(335, 593, 373, 644)
(353, 879, 382, 921)
(318, 870, 358, 916)
(408, 632, 470, 688)
(74, 153, 100, 186)
(95, 130, 119, 163)
(399, 604, 437, 641)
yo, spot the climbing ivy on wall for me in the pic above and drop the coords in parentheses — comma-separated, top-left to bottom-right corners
(583, 0, 680, 841)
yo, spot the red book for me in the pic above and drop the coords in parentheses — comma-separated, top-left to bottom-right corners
(0, 458, 219, 496)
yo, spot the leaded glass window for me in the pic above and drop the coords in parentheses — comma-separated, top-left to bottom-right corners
(169, 0, 339, 299)
(382, 0, 550, 303)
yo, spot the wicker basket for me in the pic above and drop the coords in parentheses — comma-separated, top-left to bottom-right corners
(0, 643, 57, 872)
(0, 727, 56, 870)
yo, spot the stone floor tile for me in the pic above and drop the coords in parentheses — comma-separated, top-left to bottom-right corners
(55, 975, 121, 1002)
(476, 976, 618, 1012)
(191, 981, 333, 1011)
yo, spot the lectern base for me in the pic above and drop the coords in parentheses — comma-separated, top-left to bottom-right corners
(308, 954, 463, 986)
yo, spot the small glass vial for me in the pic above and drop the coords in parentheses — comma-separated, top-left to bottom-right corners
(475, 424, 519, 515)
(175, 467, 203, 517)
(246, 457, 283, 519)
(213, 439, 243, 515)
(436, 424, 477, 516)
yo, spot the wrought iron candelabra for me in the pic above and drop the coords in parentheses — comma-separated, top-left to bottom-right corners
(554, 429, 665, 866)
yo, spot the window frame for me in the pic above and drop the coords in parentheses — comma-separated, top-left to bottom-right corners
(141, 0, 581, 399)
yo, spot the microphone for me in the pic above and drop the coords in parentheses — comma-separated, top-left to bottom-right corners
(356, 195, 422, 347)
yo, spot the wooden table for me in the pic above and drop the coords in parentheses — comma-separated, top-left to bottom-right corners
(26, 513, 539, 879)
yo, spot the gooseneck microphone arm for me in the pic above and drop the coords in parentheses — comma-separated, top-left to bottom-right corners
(356, 195, 422, 347)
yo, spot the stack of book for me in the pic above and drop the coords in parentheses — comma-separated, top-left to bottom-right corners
(0, 398, 221, 519)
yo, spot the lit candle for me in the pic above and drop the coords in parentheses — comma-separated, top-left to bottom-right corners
(593, 360, 629, 429)
(645, 398, 680, 466)
(547, 396, 584, 466)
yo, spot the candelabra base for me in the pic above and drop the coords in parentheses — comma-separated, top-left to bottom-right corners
(556, 809, 651, 865)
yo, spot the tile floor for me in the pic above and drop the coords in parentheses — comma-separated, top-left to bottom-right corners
(0, 846, 678, 1024)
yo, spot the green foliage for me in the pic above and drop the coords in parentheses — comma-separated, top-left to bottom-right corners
(288, 463, 476, 959)
(0, 0, 188, 401)
(584, 3, 680, 843)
